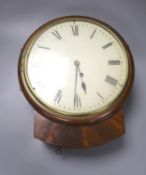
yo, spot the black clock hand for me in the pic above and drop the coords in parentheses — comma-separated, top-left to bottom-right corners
(74, 61, 79, 110)
(78, 66, 87, 94)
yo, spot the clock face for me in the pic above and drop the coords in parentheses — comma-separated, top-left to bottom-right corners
(23, 17, 130, 116)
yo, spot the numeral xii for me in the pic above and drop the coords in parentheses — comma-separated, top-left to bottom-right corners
(71, 24, 79, 36)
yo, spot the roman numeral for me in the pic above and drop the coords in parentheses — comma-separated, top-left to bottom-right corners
(38, 46, 50, 50)
(96, 92, 104, 100)
(103, 42, 114, 49)
(105, 75, 118, 86)
(52, 30, 62, 40)
(108, 60, 121, 65)
(54, 90, 62, 103)
(74, 94, 81, 109)
(90, 29, 96, 39)
(71, 24, 79, 36)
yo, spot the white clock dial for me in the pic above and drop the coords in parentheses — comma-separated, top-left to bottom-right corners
(26, 19, 129, 116)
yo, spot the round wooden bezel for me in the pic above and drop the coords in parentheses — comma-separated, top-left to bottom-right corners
(18, 16, 134, 126)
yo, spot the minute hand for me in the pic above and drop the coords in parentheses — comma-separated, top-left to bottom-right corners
(74, 61, 79, 110)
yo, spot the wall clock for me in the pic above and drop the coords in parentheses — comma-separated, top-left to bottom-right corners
(18, 16, 134, 148)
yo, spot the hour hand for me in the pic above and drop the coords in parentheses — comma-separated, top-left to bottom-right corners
(81, 81, 86, 94)
(79, 69, 87, 94)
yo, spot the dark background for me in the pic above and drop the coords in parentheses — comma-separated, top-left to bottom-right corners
(0, 0, 146, 174)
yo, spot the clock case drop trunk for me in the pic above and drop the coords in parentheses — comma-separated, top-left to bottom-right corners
(34, 109, 125, 148)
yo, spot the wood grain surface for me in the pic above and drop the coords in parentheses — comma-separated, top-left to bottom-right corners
(34, 109, 125, 148)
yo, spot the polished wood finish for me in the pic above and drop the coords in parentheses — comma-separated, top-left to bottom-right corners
(34, 109, 125, 148)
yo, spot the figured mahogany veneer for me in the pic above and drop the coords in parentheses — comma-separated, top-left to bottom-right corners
(34, 109, 125, 148)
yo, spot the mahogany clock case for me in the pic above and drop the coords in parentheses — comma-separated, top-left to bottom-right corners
(18, 16, 135, 126)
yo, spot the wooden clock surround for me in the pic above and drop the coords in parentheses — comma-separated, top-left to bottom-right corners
(34, 109, 125, 148)
(18, 16, 134, 148)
